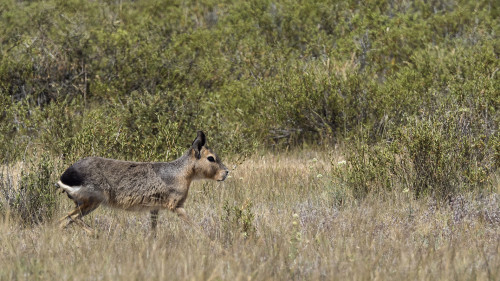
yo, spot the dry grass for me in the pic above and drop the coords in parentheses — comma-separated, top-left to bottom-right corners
(0, 161, 25, 190)
(1, 150, 499, 280)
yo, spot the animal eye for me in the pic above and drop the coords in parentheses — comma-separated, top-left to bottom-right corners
(207, 156, 215, 162)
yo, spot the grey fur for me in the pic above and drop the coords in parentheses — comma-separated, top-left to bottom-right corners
(57, 131, 228, 232)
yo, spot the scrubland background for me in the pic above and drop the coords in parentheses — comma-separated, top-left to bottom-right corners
(0, 0, 498, 280)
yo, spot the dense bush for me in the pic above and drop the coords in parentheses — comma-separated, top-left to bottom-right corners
(0, 0, 497, 218)
(336, 111, 497, 200)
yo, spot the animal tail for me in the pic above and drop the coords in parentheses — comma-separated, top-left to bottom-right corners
(56, 180, 79, 201)
(55, 181, 65, 193)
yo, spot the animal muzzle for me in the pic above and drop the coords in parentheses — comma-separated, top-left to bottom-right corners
(218, 169, 229, 181)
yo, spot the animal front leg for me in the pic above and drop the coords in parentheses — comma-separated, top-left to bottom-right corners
(174, 207, 194, 227)
(150, 210, 159, 231)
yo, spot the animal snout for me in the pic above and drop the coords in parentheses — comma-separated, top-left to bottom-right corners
(219, 169, 229, 181)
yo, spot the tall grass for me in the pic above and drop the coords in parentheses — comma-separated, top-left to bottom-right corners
(0, 150, 498, 280)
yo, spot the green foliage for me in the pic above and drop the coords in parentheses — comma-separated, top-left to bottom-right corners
(336, 110, 498, 199)
(288, 213, 302, 260)
(221, 200, 256, 241)
(333, 138, 396, 199)
(397, 113, 496, 198)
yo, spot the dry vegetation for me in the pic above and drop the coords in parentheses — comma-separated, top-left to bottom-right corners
(1, 150, 498, 280)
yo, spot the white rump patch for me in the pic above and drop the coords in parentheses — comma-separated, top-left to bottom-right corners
(57, 180, 81, 194)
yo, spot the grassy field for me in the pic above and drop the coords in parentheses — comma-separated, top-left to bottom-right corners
(1, 150, 498, 280)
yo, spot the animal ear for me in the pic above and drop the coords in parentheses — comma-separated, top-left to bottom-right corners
(191, 131, 206, 159)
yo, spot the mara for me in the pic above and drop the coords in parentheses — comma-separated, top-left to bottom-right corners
(57, 131, 228, 233)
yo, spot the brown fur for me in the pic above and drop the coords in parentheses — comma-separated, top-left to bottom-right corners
(57, 131, 228, 232)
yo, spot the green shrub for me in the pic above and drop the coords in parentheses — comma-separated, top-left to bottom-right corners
(333, 137, 396, 199)
(396, 114, 496, 198)
(221, 200, 256, 242)
(336, 111, 497, 200)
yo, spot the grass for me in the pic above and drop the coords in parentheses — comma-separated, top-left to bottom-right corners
(1, 149, 499, 280)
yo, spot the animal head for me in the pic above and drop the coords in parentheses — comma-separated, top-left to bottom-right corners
(191, 131, 229, 181)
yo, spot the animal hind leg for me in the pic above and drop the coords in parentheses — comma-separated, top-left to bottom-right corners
(72, 202, 100, 234)
(60, 202, 100, 233)
(72, 217, 94, 234)
(59, 203, 87, 225)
